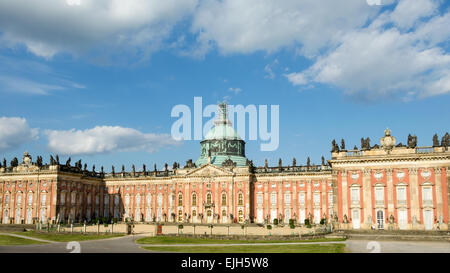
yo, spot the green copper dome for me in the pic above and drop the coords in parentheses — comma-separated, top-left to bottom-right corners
(196, 102, 247, 167)
(204, 123, 241, 140)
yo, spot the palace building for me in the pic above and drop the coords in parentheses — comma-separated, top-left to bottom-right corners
(0, 103, 449, 231)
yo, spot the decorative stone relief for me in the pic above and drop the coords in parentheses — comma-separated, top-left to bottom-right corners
(396, 171, 405, 180)
(351, 172, 359, 180)
(374, 172, 383, 180)
(421, 170, 431, 179)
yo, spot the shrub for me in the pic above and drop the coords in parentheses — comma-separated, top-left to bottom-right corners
(304, 219, 310, 226)
(289, 219, 295, 226)
(178, 224, 183, 229)
(273, 218, 278, 226)
(320, 218, 327, 225)
(266, 225, 272, 230)
(289, 223, 295, 229)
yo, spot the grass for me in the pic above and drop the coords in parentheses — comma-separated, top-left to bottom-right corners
(142, 244, 346, 253)
(12, 231, 124, 242)
(136, 236, 346, 245)
(0, 235, 48, 246)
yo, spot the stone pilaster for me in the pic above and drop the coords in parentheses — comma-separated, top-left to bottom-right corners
(409, 168, 419, 225)
(363, 169, 372, 225)
(341, 171, 348, 220)
(434, 168, 443, 222)
(386, 169, 394, 216)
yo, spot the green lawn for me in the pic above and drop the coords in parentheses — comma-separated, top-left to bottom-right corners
(12, 231, 124, 242)
(142, 244, 346, 253)
(0, 235, 48, 246)
(136, 236, 345, 245)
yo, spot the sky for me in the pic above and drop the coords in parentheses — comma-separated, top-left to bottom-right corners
(0, 0, 450, 171)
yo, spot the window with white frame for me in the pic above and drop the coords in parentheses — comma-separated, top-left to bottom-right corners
(422, 187, 433, 205)
(284, 193, 291, 204)
(299, 192, 305, 205)
(351, 187, 359, 203)
(375, 187, 384, 203)
(257, 194, 263, 205)
(313, 193, 320, 205)
(27, 194, 33, 205)
(41, 193, 46, 205)
(397, 187, 406, 204)
(328, 192, 333, 205)
(270, 193, 277, 205)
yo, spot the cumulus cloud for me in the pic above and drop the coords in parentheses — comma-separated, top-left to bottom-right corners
(287, 0, 450, 100)
(191, 0, 376, 56)
(45, 126, 181, 155)
(0, 0, 198, 59)
(0, 117, 39, 152)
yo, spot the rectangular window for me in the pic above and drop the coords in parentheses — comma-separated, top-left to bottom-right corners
(299, 192, 305, 205)
(422, 187, 432, 203)
(351, 188, 359, 202)
(313, 193, 320, 205)
(328, 193, 333, 205)
(375, 187, 384, 202)
(257, 194, 263, 205)
(270, 193, 277, 205)
(397, 187, 406, 202)
(284, 193, 291, 204)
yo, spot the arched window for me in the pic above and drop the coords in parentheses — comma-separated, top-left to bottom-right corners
(5, 195, 9, 205)
(206, 192, 212, 204)
(27, 193, 33, 206)
(178, 193, 183, 206)
(41, 193, 46, 205)
(146, 195, 151, 206)
(221, 192, 227, 206)
(192, 193, 197, 206)
(16, 194, 22, 205)
(238, 192, 243, 206)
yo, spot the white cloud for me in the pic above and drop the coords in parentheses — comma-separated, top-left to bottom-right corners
(390, 0, 439, 29)
(288, 0, 450, 100)
(285, 72, 308, 86)
(45, 126, 181, 155)
(191, 0, 377, 56)
(0, 117, 39, 152)
(0, 0, 198, 59)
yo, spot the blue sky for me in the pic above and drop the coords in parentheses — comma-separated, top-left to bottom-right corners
(0, 0, 449, 171)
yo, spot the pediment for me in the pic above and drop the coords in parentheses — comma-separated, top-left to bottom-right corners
(185, 164, 234, 177)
